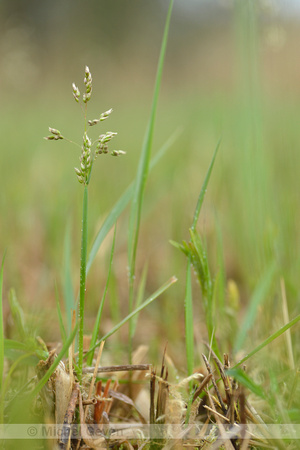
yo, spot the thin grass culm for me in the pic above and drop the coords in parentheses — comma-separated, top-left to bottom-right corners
(45, 66, 125, 378)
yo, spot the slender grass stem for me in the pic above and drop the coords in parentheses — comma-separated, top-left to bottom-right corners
(78, 184, 88, 378)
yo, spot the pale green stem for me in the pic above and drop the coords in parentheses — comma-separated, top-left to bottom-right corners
(78, 184, 88, 378)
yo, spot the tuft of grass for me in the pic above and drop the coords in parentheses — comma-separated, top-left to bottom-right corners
(171, 140, 221, 372)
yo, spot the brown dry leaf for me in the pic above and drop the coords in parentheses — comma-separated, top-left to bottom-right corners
(55, 362, 73, 425)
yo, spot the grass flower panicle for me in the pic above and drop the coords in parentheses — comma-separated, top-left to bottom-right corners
(45, 67, 125, 187)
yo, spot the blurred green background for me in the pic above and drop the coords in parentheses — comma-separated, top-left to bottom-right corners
(1, 0, 300, 364)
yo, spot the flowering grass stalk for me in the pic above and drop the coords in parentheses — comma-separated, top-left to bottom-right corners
(45, 66, 125, 378)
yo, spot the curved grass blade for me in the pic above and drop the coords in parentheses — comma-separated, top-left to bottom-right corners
(233, 313, 300, 369)
(4, 338, 48, 361)
(86, 128, 181, 276)
(191, 139, 220, 232)
(234, 261, 276, 354)
(87, 225, 117, 366)
(84, 276, 177, 360)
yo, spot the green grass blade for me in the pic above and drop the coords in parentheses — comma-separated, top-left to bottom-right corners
(234, 261, 276, 353)
(8, 288, 26, 341)
(191, 139, 220, 232)
(84, 276, 177, 360)
(4, 338, 48, 361)
(30, 322, 78, 398)
(63, 220, 75, 331)
(233, 313, 300, 369)
(86, 129, 180, 276)
(128, 0, 174, 272)
(130, 263, 148, 339)
(87, 184, 131, 275)
(0, 252, 6, 394)
(126, 0, 174, 362)
(55, 282, 67, 345)
(87, 225, 117, 366)
(226, 367, 266, 399)
(185, 258, 194, 376)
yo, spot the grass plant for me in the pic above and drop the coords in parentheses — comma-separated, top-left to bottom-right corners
(1, 0, 300, 448)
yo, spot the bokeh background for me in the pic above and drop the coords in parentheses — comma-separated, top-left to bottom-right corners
(1, 0, 300, 365)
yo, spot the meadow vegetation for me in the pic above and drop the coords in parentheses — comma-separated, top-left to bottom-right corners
(1, 1, 300, 448)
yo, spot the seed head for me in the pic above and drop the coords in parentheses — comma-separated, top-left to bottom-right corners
(74, 132, 93, 184)
(83, 66, 92, 103)
(88, 119, 99, 126)
(100, 108, 113, 121)
(111, 150, 126, 157)
(44, 127, 63, 140)
(72, 83, 80, 102)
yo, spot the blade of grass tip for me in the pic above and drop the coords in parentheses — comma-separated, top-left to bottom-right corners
(191, 139, 221, 232)
(63, 220, 75, 332)
(30, 322, 78, 399)
(86, 128, 181, 276)
(84, 276, 177, 360)
(233, 313, 300, 369)
(55, 282, 67, 345)
(226, 367, 266, 399)
(87, 225, 117, 366)
(185, 257, 194, 376)
(234, 260, 276, 354)
(128, 0, 174, 269)
(0, 252, 6, 422)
